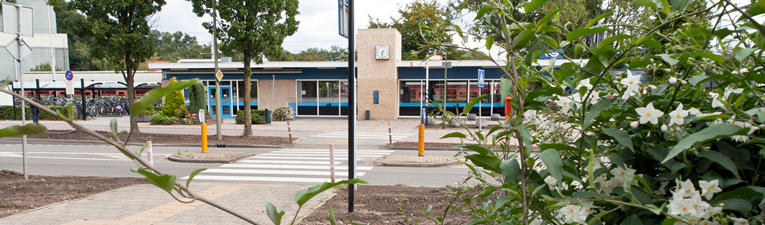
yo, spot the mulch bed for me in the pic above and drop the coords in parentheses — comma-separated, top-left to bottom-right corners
(26, 130, 293, 146)
(0, 169, 145, 218)
(300, 185, 473, 225)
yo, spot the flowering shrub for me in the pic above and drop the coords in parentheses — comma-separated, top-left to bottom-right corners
(273, 106, 294, 121)
(429, 0, 765, 224)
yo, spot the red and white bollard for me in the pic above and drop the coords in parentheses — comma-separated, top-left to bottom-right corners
(287, 121, 293, 144)
(329, 144, 336, 183)
(146, 141, 153, 167)
(388, 122, 393, 145)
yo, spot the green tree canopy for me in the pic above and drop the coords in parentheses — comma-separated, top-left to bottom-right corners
(151, 30, 210, 62)
(70, 0, 166, 133)
(368, 0, 454, 60)
(272, 46, 348, 61)
(191, 0, 299, 136)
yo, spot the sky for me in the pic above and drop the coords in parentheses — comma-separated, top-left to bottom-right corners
(150, 0, 456, 54)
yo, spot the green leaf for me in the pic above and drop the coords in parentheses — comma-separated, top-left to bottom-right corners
(485, 35, 494, 50)
(475, 5, 494, 19)
(185, 168, 207, 189)
(584, 99, 612, 128)
(465, 154, 502, 173)
(639, 35, 663, 49)
(0, 123, 47, 138)
(538, 149, 562, 183)
(698, 151, 739, 179)
(524, 0, 548, 13)
(328, 202, 337, 225)
(734, 48, 756, 62)
(634, 0, 657, 9)
(748, 2, 765, 17)
(657, 54, 679, 66)
(586, 12, 613, 28)
(131, 79, 198, 118)
(713, 186, 765, 202)
(659, 0, 670, 14)
(110, 119, 121, 142)
(500, 158, 521, 184)
(662, 124, 744, 163)
(623, 214, 643, 225)
(719, 198, 752, 215)
(512, 30, 536, 50)
(134, 168, 176, 192)
(441, 132, 467, 139)
(463, 95, 486, 115)
(567, 27, 610, 42)
(266, 203, 284, 225)
(598, 35, 634, 49)
(295, 179, 368, 207)
(603, 128, 634, 151)
(514, 124, 533, 152)
(461, 145, 492, 156)
(670, 0, 690, 11)
(760, 0, 765, 9)
(688, 75, 709, 86)
(526, 87, 564, 103)
(691, 52, 725, 63)
(537, 8, 563, 32)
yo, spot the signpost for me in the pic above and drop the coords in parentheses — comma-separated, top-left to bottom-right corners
(214, 69, 222, 141)
(65, 71, 74, 95)
(339, 0, 357, 212)
(3, 2, 34, 180)
(478, 69, 484, 130)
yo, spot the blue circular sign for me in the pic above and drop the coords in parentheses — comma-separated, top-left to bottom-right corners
(65, 71, 73, 81)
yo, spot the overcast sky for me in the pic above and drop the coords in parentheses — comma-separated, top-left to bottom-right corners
(150, 0, 456, 54)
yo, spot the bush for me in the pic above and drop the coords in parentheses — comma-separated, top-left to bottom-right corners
(151, 114, 179, 125)
(138, 106, 161, 116)
(0, 105, 73, 120)
(273, 106, 294, 121)
(235, 109, 263, 124)
(162, 77, 188, 117)
(188, 82, 206, 116)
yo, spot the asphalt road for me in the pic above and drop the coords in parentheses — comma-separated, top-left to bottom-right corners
(0, 141, 470, 187)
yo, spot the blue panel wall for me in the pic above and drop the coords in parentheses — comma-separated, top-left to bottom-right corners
(163, 68, 350, 80)
(398, 67, 505, 80)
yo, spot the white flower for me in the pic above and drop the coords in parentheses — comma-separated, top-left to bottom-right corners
(631, 121, 639, 128)
(688, 193, 711, 217)
(681, 80, 687, 85)
(576, 78, 593, 91)
(589, 91, 601, 105)
(555, 95, 573, 114)
(610, 167, 636, 188)
(699, 180, 722, 200)
(529, 217, 543, 225)
(668, 103, 689, 126)
(669, 76, 678, 84)
(668, 195, 697, 216)
(558, 205, 589, 224)
(701, 206, 722, 219)
(621, 93, 631, 101)
(731, 217, 749, 225)
(661, 124, 668, 132)
(724, 87, 744, 99)
(648, 85, 658, 91)
(523, 110, 537, 124)
(635, 102, 665, 124)
(710, 93, 725, 109)
(688, 107, 702, 116)
(676, 179, 697, 198)
(620, 72, 642, 96)
(698, 220, 720, 225)
(545, 175, 558, 188)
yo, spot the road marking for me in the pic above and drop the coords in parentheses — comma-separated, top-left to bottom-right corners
(220, 164, 373, 170)
(194, 168, 365, 176)
(185, 175, 352, 183)
(259, 153, 385, 157)
(237, 160, 341, 165)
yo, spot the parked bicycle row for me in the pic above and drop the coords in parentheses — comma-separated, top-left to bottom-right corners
(12, 96, 162, 119)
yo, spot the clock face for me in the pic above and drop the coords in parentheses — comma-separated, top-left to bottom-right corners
(375, 45, 390, 60)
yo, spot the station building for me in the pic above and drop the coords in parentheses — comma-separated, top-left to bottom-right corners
(150, 29, 585, 119)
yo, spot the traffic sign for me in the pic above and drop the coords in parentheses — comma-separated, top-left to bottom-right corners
(65, 80, 74, 95)
(199, 109, 205, 123)
(215, 69, 224, 81)
(477, 69, 485, 88)
(65, 71, 73, 81)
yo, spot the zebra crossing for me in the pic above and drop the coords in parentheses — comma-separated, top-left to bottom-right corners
(181, 148, 394, 183)
(306, 131, 412, 141)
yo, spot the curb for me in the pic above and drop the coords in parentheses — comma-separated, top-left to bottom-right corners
(375, 158, 462, 167)
(166, 152, 257, 164)
(386, 146, 463, 151)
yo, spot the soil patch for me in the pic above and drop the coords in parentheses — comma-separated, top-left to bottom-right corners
(391, 142, 463, 149)
(300, 185, 473, 225)
(172, 151, 249, 159)
(0, 169, 145, 218)
(26, 130, 292, 146)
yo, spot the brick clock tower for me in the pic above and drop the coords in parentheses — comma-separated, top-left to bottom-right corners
(357, 29, 402, 120)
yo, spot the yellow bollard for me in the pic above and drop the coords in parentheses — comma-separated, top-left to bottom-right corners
(201, 123, 208, 153)
(418, 124, 425, 156)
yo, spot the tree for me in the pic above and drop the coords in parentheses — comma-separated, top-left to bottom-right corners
(29, 63, 63, 71)
(192, 0, 299, 136)
(70, 0, 165, 133)
(151, 30, 210, 62)
(368, 0, 454, 60)
(162, 77, 188, 118)
(188, 81, 207, 116)
(272, 46, 348, 61)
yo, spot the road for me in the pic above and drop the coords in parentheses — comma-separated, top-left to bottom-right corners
(0, 141, 470, 187)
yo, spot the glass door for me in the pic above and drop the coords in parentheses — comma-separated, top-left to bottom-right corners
(208, 86, 233, 118)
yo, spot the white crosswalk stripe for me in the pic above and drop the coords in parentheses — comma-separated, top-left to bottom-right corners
(306, 131, 412, 141)
(181, 148, 393, 183)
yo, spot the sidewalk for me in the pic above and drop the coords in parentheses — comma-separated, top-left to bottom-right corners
(0, 116, 501, 148)
(0, 182, 334, 225)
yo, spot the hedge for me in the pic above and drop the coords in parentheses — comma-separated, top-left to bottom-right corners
(0, 105, 74, 120)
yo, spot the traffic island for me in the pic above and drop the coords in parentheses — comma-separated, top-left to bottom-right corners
(167, 151, 256, 163)
(376, 155, 460, 167)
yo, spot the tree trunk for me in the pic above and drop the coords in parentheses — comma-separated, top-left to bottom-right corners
(126, 57, 139, 133)
(243, 54, 253, 136)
